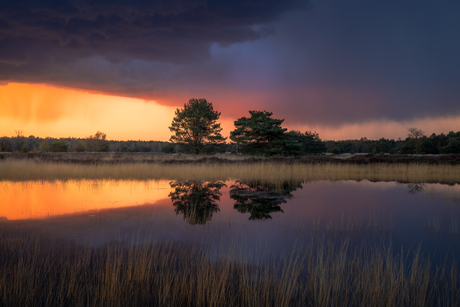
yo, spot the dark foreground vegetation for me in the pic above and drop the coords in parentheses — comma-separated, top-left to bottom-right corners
(0, 227, 459, 307)
(1, 152, 460, 166)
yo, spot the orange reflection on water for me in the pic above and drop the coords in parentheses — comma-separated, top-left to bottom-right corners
(0, 180, 172, 220)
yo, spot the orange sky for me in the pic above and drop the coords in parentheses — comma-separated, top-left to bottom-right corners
(1, 82, 460, 141)
(0, 83, 177, 141)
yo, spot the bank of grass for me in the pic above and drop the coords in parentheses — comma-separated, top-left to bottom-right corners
(0, 229, 458, 307)
(1, 159, 460, 183)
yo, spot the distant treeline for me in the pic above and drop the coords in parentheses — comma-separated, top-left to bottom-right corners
(1, 130, 460, 155)
(326, 131, 460, 154)
(0, 133, 171, 153)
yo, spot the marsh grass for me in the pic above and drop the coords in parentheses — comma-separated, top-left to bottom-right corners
(318, 213, 395, 237)
(424, 215, 460, 236)
(0, 229, 458, 307)
(1, 159, 460, 183)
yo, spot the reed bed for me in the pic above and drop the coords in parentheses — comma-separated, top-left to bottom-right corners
(1, 159, 460, 183)
(0, 229, 458, 307)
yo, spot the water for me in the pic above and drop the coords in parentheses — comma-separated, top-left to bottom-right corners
(1, 179, 460, 264)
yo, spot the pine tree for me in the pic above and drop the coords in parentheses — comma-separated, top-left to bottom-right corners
(230, 110, 302, 156)
(169, 99, 226, 154)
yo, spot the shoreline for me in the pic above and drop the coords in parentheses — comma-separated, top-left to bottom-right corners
(1, 157, 460, 183)
(1, 152, 460, 165)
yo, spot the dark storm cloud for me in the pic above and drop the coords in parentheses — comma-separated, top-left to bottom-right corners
(1, 0, 460, 128)
(0, 0, 303, 65)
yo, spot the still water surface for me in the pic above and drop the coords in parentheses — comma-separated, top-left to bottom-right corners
(1, 179, 460, 263)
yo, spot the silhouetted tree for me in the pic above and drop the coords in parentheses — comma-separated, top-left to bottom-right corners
(420, 136, 438, 154)
(292, 130, 326, 154)
(0, 137, 12, 152)
(85, 131, 109, 152)
(399, 139, 416, 154)
(406, 127, 425, 154)
(230, 110, 302, 156)
(169, 181, 226, 225)
(440, 137, 460, 154)
(407, 127, 425, 139)
(14, 130, 24, 152)
(169, 99, 226, 154)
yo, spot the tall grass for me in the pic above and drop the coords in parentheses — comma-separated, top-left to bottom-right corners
(1, 160, 460, 183)
(0, 229, 458, 306)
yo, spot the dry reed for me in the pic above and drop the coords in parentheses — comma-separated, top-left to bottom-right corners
(1, 160, 460, 183)
(0, 229, 458, 307)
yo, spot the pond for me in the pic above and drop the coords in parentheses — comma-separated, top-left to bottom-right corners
(1, 179, 460, 265)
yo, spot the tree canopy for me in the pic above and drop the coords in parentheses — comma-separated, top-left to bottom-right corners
(230, 110, 290, 156)
(230, 110, 325, 156)
(291, 130, 327, 155)
(169, 99, 226, 154)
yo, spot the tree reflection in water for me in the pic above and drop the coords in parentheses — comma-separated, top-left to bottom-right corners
(407, 183, 425, 194)
(169, 181, 226, 225)
(230, 180, 302, 220)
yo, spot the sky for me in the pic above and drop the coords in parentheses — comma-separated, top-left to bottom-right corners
(1, 0, 460, 141)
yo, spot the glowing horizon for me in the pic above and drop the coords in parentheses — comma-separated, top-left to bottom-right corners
(0, 83, 176, 141)
(2, 82, 460, 142)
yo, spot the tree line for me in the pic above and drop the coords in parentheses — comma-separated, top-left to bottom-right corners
(0, 130, 170, 153)
(326, 128, 460, 155)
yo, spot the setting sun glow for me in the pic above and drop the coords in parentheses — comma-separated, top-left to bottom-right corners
(0, 83, 176, 141)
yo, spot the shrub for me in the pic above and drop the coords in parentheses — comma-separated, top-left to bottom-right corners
(161, 144, 176, 153)
(39, 140, 50, 152)
(49, 140, 69, 152)
(97, 142, 109, 152)
(75, 142, 86, 152)
(440, 137, 460, 154)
